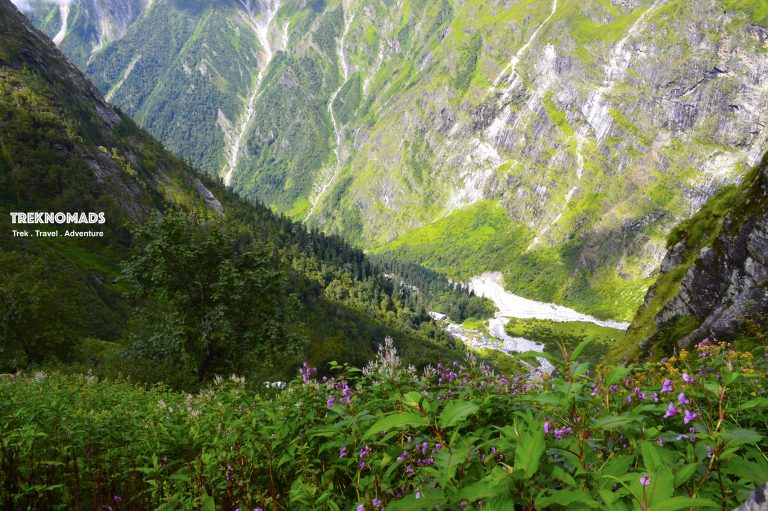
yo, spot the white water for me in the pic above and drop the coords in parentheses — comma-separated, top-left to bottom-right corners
(52, 2, 70, 46)
(583, 0, 664, 142)
(222, 0, 282, 187)
(488, 0, 557, 97)
(304, 3, 354, 222)
(469, 272, 630, 330)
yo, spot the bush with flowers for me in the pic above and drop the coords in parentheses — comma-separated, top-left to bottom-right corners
(1, 337, 766, 510)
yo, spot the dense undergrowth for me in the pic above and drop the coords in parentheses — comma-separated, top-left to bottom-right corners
(2, 339, 766, 511)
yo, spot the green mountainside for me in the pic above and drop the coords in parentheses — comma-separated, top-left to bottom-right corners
(0, 0, 494, 384)
(16, 0, 768, 321)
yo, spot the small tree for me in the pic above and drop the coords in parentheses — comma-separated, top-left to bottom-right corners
(122, 211, 303, 382)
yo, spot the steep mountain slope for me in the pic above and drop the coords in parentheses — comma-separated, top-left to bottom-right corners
(621, 151, 768, 359)
(0, 0, 473, 380)
(16, 0, 768, 321)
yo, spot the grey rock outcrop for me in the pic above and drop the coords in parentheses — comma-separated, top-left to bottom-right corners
(734, 482, 768, 511)
(642, 152, 768, 350)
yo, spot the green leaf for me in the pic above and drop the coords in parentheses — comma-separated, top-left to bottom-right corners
(435, 441, 468, 486)
(386, 489, 442, 511)
(363, 412, 428, 439)
(673, 463, 698, 487)
(514, 422, 544, 477)
(438, 401, 478, 429)
(535, 489, 599, 508)
(735, 397, 768, 411)
(640, 441, 663, 471)
(570, 338, 595, 361)
(200, 495, 215, 511)
(722, 428, 762, 446)
(402, 391, 422, 409)
(605, 365, 633, 385)
(592, 413, 640, 430)
(651, 497, 719, 511)
(460, 470, 509, 501)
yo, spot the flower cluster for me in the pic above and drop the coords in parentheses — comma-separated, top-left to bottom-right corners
(396, 438, 443, 472)
(324, 375, 353, 408)
(299, 362, 317, 384)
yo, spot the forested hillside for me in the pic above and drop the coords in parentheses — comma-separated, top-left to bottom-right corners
(16, 0, 768, 321)
(0, 0, 491, 385)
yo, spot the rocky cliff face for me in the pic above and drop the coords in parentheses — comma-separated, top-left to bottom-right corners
(624, 152, 768, 357)
(13, 0, 150, 68)
(15, 0, 768, 320)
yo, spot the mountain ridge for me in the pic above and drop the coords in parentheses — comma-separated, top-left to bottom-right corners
(17, 0, 768, 321)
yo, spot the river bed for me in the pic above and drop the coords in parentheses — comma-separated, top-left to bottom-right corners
(434, 272, 629, 374)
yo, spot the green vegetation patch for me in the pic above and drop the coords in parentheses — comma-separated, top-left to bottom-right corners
(505, 317, 624, 360)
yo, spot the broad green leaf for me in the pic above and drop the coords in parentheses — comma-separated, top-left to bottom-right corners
(570, 338, 595, 361)
(673, 463, 698, 487)
(363, 412, 428, 439)
(514, 422, 544, 477)
(438, 401, 478, 429)
(640, 441, 663, 471)
(402, 391, 422, 409)
(386, 489, 442, 511)
(605, 365, 633, 385)
(460, 471, 509, 501)
(535, 489, 600, 508)
(722, 428, 762, 446)
(592, 413, 640, 430)
(735, 397, 768, 411)
(200, 495, 215, 511)
(435, 441, 468, 486)
(651, 497, 719, 511)
(551, 465, 577, 487)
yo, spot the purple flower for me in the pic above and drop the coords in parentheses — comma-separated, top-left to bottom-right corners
(544, 421, 552, 434)
(682, 372, 695, 384)
(683, 409, 698, 424)
(661, 379, 673, 393)
(640, 473, 651, 486)
(663, 402, 680, 418)
(609, 385, 619, 393)
(706, 446, 713, 458)
(657, 438, 664, 447)
(678, 392, 690, 405)
(357, 505, 365, 511)
(339, 446, 347, 458)
(415, 489, 421, 499)
(406, 464, 413, 473)
(300, 362, 316, 383)
(397, 451, 408, 462)
(327, 395, 335, 408)
(553, 426, 573, 440)
(652, 392, 659, 403)
(373, 498, 381, 506)
(626, 396, 632, 404)
(114, 496, 122, 503)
